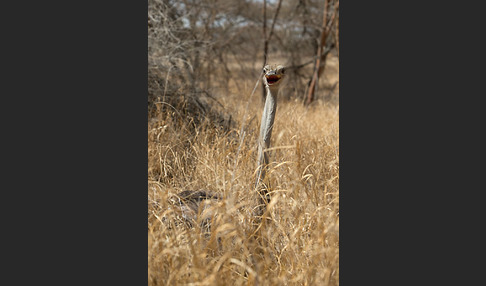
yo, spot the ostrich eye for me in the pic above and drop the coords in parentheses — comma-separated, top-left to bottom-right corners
(281, 68, 285, 74)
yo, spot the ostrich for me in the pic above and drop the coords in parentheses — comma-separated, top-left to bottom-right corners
(254, 64, 286, 215)
(169, 64, 287, 227)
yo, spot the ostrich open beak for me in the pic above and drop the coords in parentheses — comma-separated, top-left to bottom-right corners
(265, 74, 282, 85)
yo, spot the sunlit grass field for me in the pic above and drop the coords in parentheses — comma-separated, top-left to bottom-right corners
(148, 67, 339, 285)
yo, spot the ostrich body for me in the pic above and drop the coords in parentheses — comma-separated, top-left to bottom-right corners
(171, 64, 286, 225)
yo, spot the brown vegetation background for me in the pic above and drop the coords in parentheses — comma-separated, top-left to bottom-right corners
(148, 0, 339, 285)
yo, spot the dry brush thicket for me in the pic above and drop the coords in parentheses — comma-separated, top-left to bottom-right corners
(149, 0, 339, 285)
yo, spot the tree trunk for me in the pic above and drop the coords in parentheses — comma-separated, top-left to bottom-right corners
(305, 0, 339, 106)
(261, 0, 268, 104)
(305, 0, 329, 105)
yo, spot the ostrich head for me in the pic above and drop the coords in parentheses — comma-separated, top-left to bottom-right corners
(263, 64, 286, 89)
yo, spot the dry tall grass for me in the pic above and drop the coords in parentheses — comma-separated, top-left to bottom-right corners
(148, 77, 339, 285)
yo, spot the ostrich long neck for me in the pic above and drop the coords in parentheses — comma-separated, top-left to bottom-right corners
(255, 85, 279, 204)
